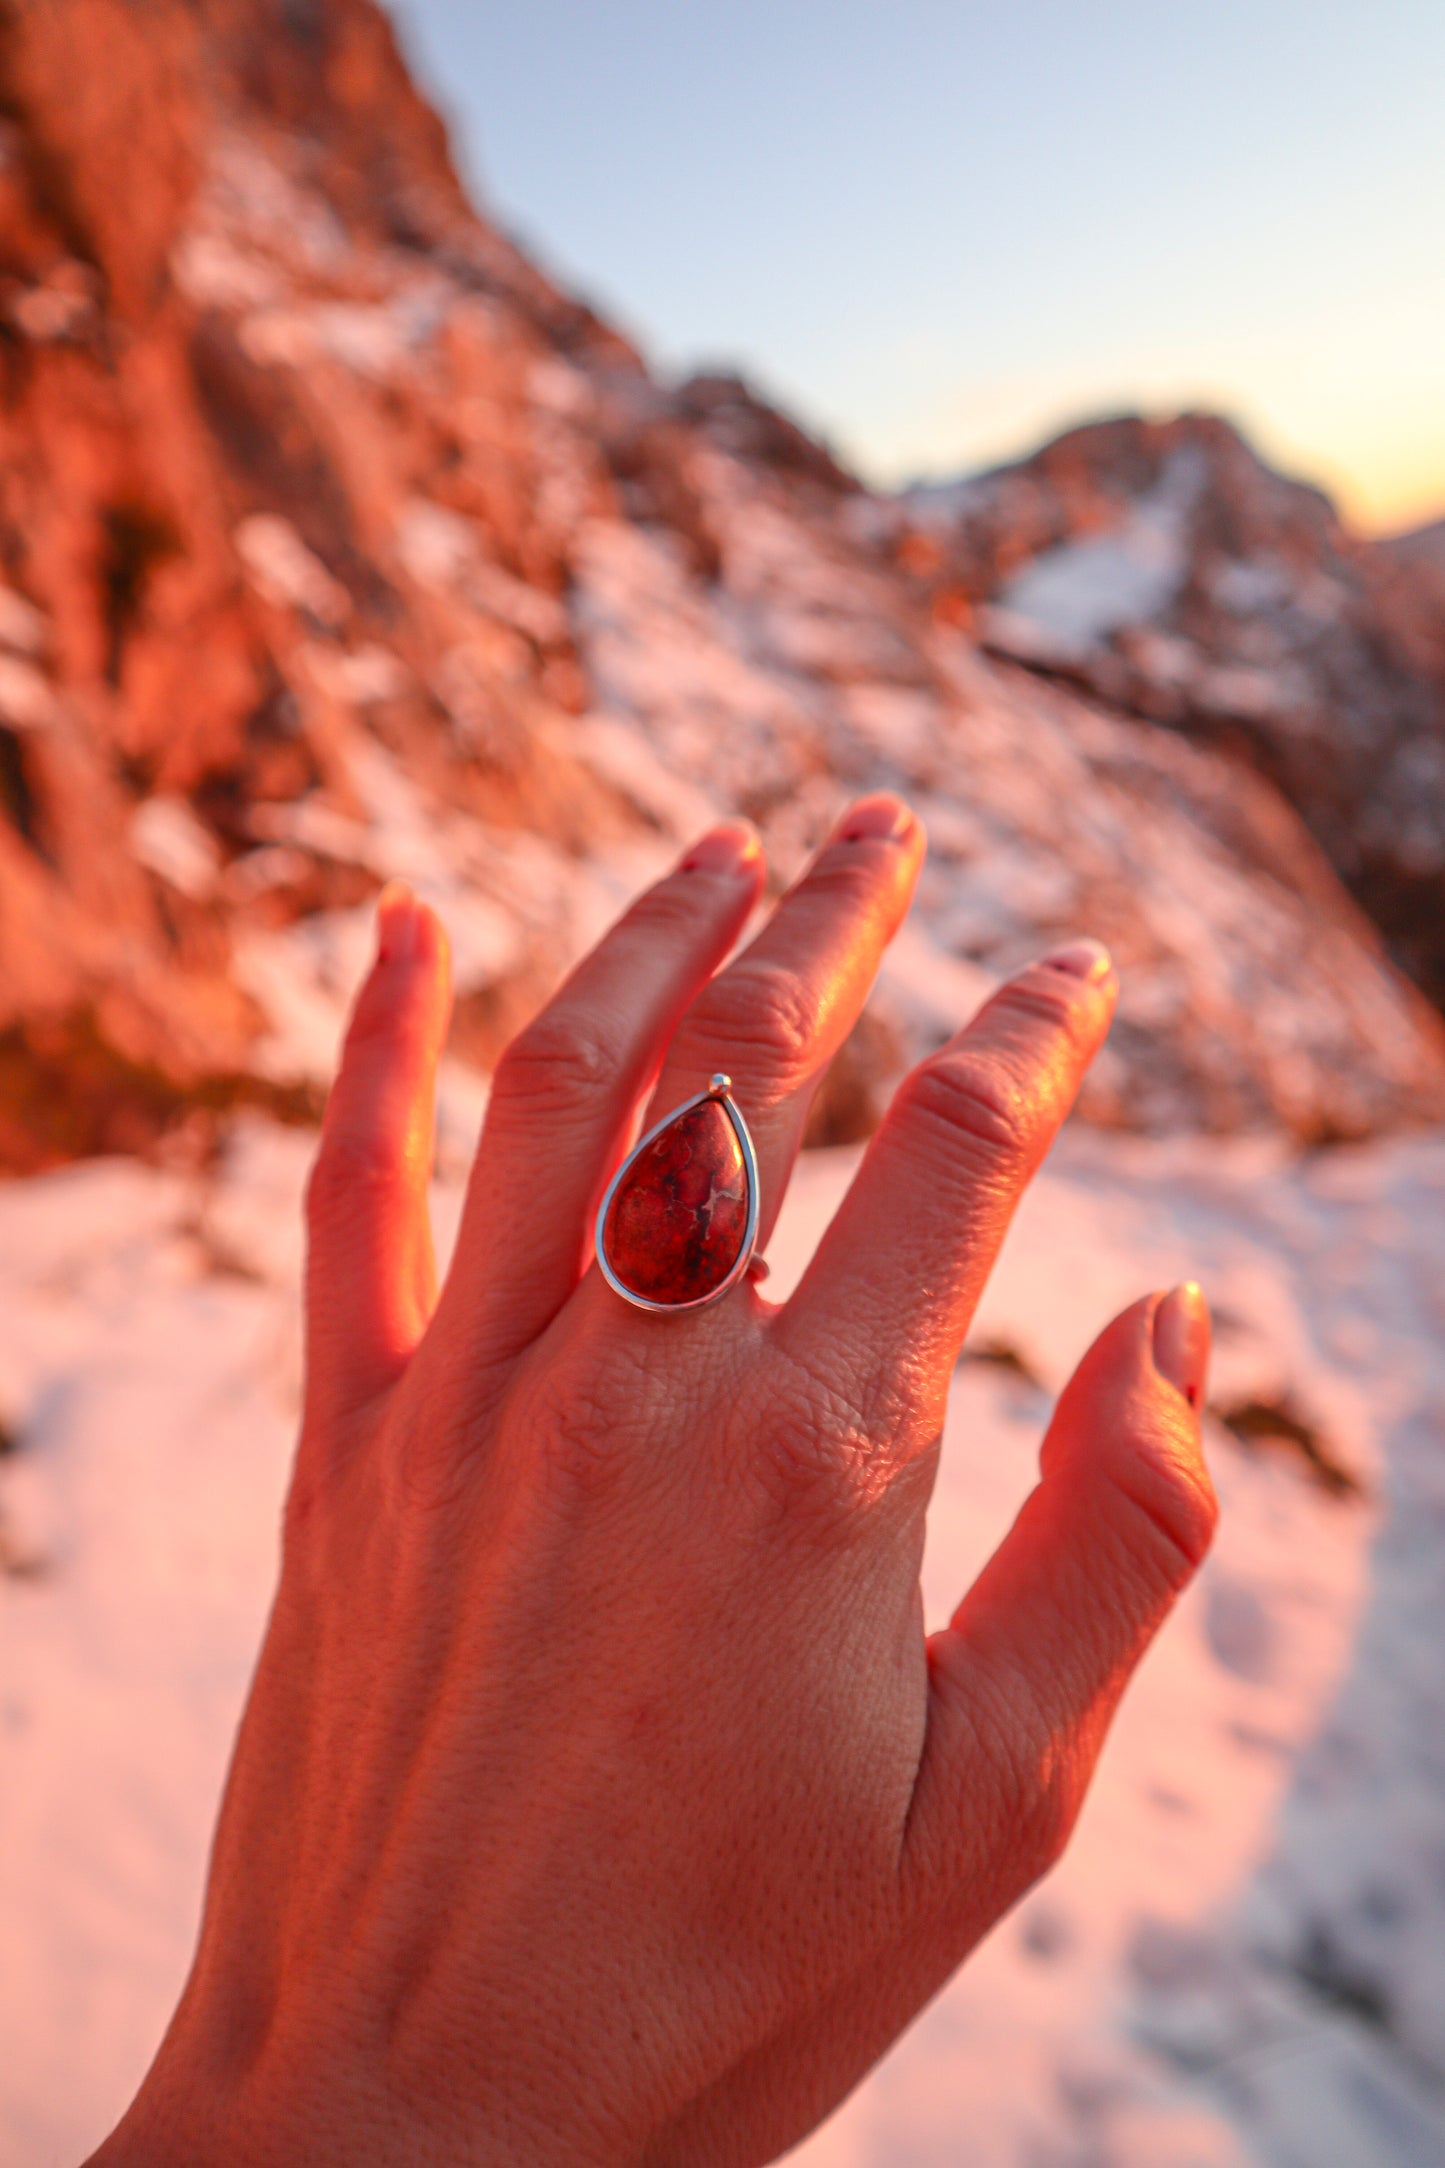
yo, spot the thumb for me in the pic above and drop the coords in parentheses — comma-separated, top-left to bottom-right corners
(906, 1286, 1216, 1914)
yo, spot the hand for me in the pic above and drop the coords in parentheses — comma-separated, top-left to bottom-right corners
(93, 794, 1215, 2167)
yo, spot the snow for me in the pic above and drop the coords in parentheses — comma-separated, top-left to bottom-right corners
(298, 641, 413, 709)
(310, 300, 415, 379)
(129, 797, 222, 899)
(206, 127, 347, 272)
(999, 448, 1205, 649)
(395, 496, 478, 589)
(571, 708, 720, 839)
(560, 472, 1442, 1137)
(170, 229, 280, 312)
(393, 504, 569, 645)
(234, 515, 351, 629)
(0, 652, 56, 732)
(8, 107, 1443, 2168)
(527, 355, 596, 418)
(5, 1106, 1445, 2166)
(0, 586, 48, 659)
(1210, 559, 1294, 618)
(1000, 525, 1182, 649)
(468, 561, 569, 646)
(229, 732, 644, 1101)
(149, 118, 1445, 1146)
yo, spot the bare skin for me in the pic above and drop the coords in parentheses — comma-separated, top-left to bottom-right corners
(91, 793, 1215, 2167)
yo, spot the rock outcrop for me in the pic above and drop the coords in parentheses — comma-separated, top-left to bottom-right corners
(893, 415, 1445, 1010)
(0, 0, 1442, 1170)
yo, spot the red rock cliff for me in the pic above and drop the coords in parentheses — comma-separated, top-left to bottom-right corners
(0, 0, 1442, 1169)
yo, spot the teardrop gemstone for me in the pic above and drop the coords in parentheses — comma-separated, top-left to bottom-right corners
(601, 1098, 751, 1306)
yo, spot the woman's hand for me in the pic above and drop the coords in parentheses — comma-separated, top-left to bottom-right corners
(94, 795, 1214, 2167)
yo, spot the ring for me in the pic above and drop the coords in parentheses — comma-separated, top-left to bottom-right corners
(595, 1072, 760, 1312)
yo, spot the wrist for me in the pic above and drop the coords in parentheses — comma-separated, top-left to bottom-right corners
(87, 2027, 614, 2168)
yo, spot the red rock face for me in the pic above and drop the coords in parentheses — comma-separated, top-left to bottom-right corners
(887, 413, 1445, 1011)
(601, 1100, 750, 1306)
(2, 0, 1445, 1179)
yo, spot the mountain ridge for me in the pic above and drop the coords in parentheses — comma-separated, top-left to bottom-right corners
(889, 411, 1445, 1006)
(1, 0, 1443, 1170)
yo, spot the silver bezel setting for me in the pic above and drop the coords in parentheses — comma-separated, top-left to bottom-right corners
(594, 1072, 760, 1313)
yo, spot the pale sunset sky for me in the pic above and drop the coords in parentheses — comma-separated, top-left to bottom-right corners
(395, 0, 1445, 535)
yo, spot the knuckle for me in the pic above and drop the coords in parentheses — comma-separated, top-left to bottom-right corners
(342, 960, 441, 1068)
(1117, 1441, 1220, 1584)
(386, 1419, 473, 1521)
(306, 1124, 404, 1223)
(280, 1433, 349, 1576)
(899, 1051, 1041, 1174)
(341, 991, 395, 1057)
(281, 1458, 327, 1563)
(492, 1007, 622, 1116)
(1012, 1758, 1079, 1880)
(282, 1439, 389, 1600)
(544, 1394, 628, 1502)
(992, 976, 1109, 1097)
(796, 845, 894, 911)
(629, 875, 725, 939)
(968, 1674, 1082, 1886)
(854, 1369, 943, 1474)
(683, 961, 821, 1091)
(522, 1339, 659, 1509)
(995, 970, 1093, 1030)
(742, 1356, 876, 1537)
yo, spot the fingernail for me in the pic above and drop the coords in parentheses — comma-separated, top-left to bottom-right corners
(1153, 1282, 1210, 1410)
(1038, 937, 1113, 983)
(836, 792, 915, 843)
(680, 821, 762, 876)
(376, 879, 422, 962)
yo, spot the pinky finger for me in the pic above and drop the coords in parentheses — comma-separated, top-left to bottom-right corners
(303, 884, 452, 1433)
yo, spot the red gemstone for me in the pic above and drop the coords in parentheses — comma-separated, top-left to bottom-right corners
(602, 1099, 750, 1305)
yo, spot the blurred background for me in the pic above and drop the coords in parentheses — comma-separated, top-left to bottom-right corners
(1, 2, 1443, 2161)
(398, 0, 1445, 532)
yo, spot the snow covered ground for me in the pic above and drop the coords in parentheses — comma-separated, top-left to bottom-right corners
(3, 1110, 1444, 2166)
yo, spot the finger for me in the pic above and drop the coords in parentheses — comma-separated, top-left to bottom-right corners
(635, 793, 925, 1256)
(905, 1286, 1216, 1917)
(780, 939, 1116, 1425)
(304, 884, 452, 1428)
(434, 823, 764, 1366)
(663, 1293, 1214, 2165)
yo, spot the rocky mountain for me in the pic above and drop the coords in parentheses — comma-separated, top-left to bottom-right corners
(1, 0, 1443, 1173)
(1385, 515, 1445, 608)
(8, 14, 1445, 2159)
(893, 415, 1445, 1010)
(1387, 515, 1445, 570)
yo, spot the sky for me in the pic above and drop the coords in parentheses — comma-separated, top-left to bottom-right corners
(393, 1, 1445, 535)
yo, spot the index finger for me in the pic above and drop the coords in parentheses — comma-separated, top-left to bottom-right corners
(776, 940, 1117, 1426)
